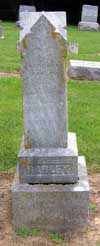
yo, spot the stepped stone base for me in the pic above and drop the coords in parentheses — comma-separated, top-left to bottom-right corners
(12, 156, 89, 232)
(78, 21, 99, 31)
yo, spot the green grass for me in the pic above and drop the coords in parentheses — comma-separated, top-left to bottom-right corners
(16, 228, 63, 244)
(0, 77, 23, 172)
(0, 78, 100, 172)
(68, 25, 100, 62)
(96, 242, 100, 246)
(68, 81, 100, 172)
(89, 202, 97, 212)
(0, 22, 20, 72)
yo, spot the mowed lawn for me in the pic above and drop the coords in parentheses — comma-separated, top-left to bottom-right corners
(0, 23, 100, 172)
(0, 77, 100, 172)
(68, 25, 100, 62)
(0, 22, 20, 72)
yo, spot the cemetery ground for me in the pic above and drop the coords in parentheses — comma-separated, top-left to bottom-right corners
(0, 22, 100, 245)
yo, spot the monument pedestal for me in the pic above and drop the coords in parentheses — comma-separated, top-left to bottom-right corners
(78, 21, 99, 31)
(18, 132, 78, 184)
(12, 156, 89, 232)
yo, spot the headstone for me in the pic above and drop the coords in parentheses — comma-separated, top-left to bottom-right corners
(12, 12, 89, 232)
(19, 5, 36, 13)
(69, 60, 100, 81)
(82, 5, 98, 23)
(16, 5, 36, 29)
(0, 21, 4, 39)
(78, 5, 99, 31)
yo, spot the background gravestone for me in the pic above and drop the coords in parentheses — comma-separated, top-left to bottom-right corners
(78, 5, 99, 31)
(16, 5, 36, 28)
(19, 5, 36, 13)
(12, 12, 89, 232)
(82, 5, 98, 23)
(0, 21, 4, 39)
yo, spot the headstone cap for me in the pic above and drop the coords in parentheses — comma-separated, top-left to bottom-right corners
(20, 12, 67, 43)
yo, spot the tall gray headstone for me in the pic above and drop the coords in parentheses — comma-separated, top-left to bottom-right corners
(78, 5, 99, 31)
(19, 12, 78, 184)
(12, 12, 89, 231)
(21, 12, 67, 149)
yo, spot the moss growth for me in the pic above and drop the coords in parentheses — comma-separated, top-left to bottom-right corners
(22, 38, 27, 49)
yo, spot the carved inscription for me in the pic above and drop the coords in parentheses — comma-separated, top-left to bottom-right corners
(24, 164, 73, 175)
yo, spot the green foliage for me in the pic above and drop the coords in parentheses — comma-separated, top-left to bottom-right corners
(47, 232, 63, 243)
(16, 228, 45, 237)
(16, 228, 63, 244)
(89, 203, 97, 211)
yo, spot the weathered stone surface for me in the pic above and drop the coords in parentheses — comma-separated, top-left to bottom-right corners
(81, 5, 98, 23)
(12, 156, 89, 232)
(12, 11, 89, 231)
(18, 5, 36, 29)
(18, 132, 78, 184)
(20, 12, 67, 149)
(78, 5, 99, 31)
(78, 21, 99, 31)
(69, 60, 100, 81)
(19, 5, 36, 13)
(19, 11, 67, 30)
(68, 42, 79, 54)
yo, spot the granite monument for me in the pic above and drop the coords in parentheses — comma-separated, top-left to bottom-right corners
(78, 5, 99, 31)
(12, 12, 89, 232)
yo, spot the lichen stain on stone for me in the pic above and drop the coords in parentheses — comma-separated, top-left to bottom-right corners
(24, 142, 32, 149)
(24, 136, 32, 149)
(51, 30, 58, 39)
(20, 50, 24, 59)
(22, 159, 29, 168)
(22, 38, 27, 49)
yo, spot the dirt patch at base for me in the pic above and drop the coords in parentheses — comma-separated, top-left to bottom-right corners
(0, 173, 100, 246)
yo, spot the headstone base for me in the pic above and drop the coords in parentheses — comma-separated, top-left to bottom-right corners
(69, 60, 100, 81)
(78, 21, 99, 31)
(12, 156, 89, 232)
(18, 132, 78, 184)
